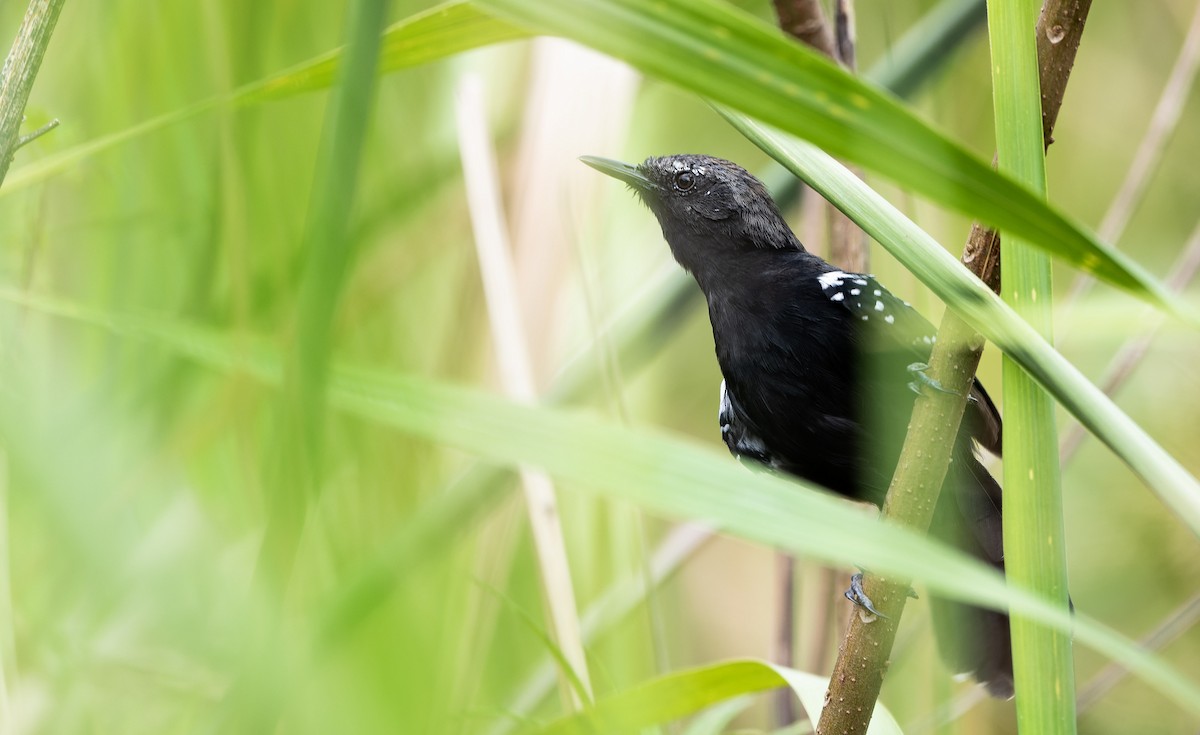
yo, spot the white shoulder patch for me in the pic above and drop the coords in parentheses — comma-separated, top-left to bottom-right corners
(817, 270, 850, 290)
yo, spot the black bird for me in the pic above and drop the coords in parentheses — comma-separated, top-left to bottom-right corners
(583, 153, 1013, 698)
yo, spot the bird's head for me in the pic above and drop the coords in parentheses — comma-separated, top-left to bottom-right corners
(581, 154, 802, 280)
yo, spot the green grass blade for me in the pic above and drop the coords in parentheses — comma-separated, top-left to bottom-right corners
(0, 1, 526, 198)
(1, 97, 222, 195)
(238, 1, 527, 103)
(723, 110, 1200, 542)
(2, 288, 1199, 715)
(472, 0, 1187, 319)
(988, 0, 1076, 730)
(256, 0, 390, 591)
(524, 660, 900, 735)
(868, 0, 985, 98)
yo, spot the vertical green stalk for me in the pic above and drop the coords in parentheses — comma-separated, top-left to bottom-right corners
(257, 0, 390, 591)
(988, 1, 1076, 731)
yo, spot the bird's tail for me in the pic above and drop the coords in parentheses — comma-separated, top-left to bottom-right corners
(928, 455, 1014, 699)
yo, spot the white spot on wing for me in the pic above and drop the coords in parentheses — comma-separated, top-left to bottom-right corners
(831, 292, 845, 301)
(850, 288, 860, 296)
(874, 301, 884, 311)
(885, 314, 895, 324)
(818, 270, 850, 290)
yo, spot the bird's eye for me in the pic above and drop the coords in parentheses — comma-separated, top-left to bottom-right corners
(674, 171, 695, 191)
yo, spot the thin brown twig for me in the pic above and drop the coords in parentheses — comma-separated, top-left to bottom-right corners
(456, 74, 593, 706)
(774, 552, 798, 726)
(774, 0, 837, 59)
(1076, 589, 1200, 712)
(1060, 217, 1200, 463)
(772, 1, 865, 724)
(815, 3, 1092, 734)
(912, 586, 1200, 732)
(1059, 1, 1200, 319)
(834, 0, 857, 71)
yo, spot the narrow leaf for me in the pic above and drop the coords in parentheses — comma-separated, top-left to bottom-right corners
(988, 0, 1077, 729)
(239, 2, 527, 103)
(525, 660, 900, 735)
(2, 288, 1199, 715)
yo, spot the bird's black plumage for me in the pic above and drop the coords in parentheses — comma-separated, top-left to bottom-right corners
(584, 153, 1013, 698)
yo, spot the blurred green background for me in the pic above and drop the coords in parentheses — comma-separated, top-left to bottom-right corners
(0, 0, 1198, 733)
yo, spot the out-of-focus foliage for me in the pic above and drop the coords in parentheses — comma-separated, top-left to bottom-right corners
(0, 1, 1198, 734)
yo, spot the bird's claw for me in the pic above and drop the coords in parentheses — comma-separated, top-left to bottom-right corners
(844, 572, 889, 620)
(907, 362, 960, 397)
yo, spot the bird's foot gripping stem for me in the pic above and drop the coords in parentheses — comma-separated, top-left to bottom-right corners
(906, 362, 960, 397)
(845, 572, 887, 621)
(844, 570, 919, 622)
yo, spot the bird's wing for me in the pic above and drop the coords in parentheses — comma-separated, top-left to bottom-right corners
(718, 380, 776, 466)
(814, 269, 937, 354)
(814, 268, 1002, 457)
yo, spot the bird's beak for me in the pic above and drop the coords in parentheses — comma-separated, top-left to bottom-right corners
(580, 155, 654, 191)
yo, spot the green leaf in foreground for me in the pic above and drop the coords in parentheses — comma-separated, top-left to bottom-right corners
(723, 109, 1200, 543)
(472, 0, 1188, 318)
(524, 660, 901, 735)
(2, 289, 1199, 715)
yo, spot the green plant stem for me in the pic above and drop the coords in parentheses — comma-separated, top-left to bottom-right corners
(991, 0, 1076, 730)
(815, 2, 1089, 734)
(255, 0, 390, 611)
(0, 0, 66, 185)
(0, 1, 66, 728)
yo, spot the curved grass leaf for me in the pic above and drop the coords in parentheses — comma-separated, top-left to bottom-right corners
(239, 2, 527, 103)
(722, 110, 1200, 542)
(472, 0, 1188, 320)
(0, 1, 529, 197)
(2, 288, 1199, 715)
(524, 660, 900, 735)
(679, 695, 753, 735)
